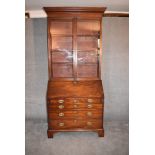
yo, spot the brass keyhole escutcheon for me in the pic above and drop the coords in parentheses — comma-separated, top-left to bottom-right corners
(87, 104, 92, 108)
(73, 104, 78, 108)
(59, 122, 64, 126)
(87, 122, 92, 126)
(87, 112, 92, 116)
(58, 105, 64, 109)
(73, 99, 77, 103)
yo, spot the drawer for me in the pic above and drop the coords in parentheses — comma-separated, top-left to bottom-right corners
(48, 102, 102, 110)
(48, 119, 102, 129)
(48, 110, 102, 119)
(48, 98, 102, 104)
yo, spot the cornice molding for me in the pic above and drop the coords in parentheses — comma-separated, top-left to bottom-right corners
(25, 9, 129, 18)
(104, 11, 129, 17)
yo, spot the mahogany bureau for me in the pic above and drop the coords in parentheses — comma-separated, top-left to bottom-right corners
(44, 7, 106, 138)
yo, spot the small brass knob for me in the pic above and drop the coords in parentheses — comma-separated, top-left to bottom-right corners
(87, 104, 92, 108)
(59, 112, 64, 117)
(73, 104, 78, 108)
(87, 122, 92, 126)
(58, 99, 64, 104)
(59, 122, 64, 126)
(88, 99, 93, 103)
(87, 112, 92, 116)
(58, 105, 64, 109)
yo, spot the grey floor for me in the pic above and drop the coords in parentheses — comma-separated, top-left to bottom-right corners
(26, 120, 128, 155)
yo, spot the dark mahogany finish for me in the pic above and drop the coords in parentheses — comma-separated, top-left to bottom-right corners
(44, 7, 106, 138)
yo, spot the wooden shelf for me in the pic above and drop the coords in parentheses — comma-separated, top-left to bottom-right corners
(52, 62, 98, 65)
(77, 34, 99, 37)
(78, 62, 98, 65)
(51, 50, 73, 53)
(50, 50, 98, 53)
(51, 34, 73, 37)
(51, 34, 99, 37)
(77, 50, 98, 52)
(52, 62, 73, 64)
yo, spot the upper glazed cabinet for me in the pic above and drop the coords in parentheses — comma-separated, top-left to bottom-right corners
(45, 7, 106, 81)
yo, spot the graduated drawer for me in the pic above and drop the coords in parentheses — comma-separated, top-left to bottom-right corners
(48, 98, 102, 104)
(48, 102, 102, 110)
(48, 119, 102, 129)
(48, 110, 102, 119)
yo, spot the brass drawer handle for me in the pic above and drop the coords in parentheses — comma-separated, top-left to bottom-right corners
(73, 104, 78, 108)
(58, 112, 64, 117)
(88, 99, 93, 103)
(59, 122, 64, 127)
(58, 105, 64, 109)
(87, 112, 92, 116)
(58, 99, 64, 104)
(87, 104, 92, 108)
(87, 122, 92, 126)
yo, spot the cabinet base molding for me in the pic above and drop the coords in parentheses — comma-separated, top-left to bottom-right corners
(47, 128, 104, 138)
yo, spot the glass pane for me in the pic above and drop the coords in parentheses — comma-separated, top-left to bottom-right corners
(52, 64, 73, 77)
(77, 36, 98, 51)
(77, 20, 100, 35)
(77, 51, 98, 64)
(50, 21, 72, 35)
(52, 36, 72, 51)
(77, 64, 98, 77)
(52, 51, 73, 63)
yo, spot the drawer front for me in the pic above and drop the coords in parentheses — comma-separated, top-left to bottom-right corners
(48, 110, 102, 119)
(48, 102, 102, 110)
(48, 98, 102, 104)
(48, 119, 102, 129)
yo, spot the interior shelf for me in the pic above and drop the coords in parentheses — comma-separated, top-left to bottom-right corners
(50, 49, 73, 52)
(78, 63, 98, 65)
(52, 62, 73, 64)
(50, 50, 99, 53)
(51, 34, 73, 37)
(77, 34, 100, 37)
(50, 34, 99, 37)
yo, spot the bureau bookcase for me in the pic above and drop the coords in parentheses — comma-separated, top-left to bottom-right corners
(44, 7, 106, 138)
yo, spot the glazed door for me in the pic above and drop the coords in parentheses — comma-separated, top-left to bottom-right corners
(49, 20, 74, 79)
(76, 19, 100, 80)
(49, 19, 101, 81)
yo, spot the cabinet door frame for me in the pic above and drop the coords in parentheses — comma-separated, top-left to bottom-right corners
(47, 16, 103, 81)
(48, 18, 74, 80)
